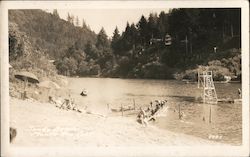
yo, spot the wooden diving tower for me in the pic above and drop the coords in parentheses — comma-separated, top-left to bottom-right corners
(198, 69, 218, 104)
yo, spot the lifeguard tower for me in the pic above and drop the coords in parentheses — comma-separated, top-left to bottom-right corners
(198, 68, 218, 104)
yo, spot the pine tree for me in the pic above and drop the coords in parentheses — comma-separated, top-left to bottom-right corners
(75, 16, 80, 26)
(111, 26, 121, 54)
(52, 9, 60, 18)
(112, 26, 120, 44)
(96, 27, 109, 49)
(130, 23, 138, 44)
(148, 13, 159, 38)
(71, 15, 74, 25)
(82, 18, 87, 28)
(67, 12, 71, 23)
(67, 13, 74, 24)
(137, 15, 149, 45)
(158, 11, 169, 37)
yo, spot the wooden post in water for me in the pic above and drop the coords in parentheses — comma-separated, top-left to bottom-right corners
(178, 104, 181, 119)
(133, 99, 136, 110)
(209, 104, 212, 123)
(121, 104, 124, 116)
(198, 70, 200, 88)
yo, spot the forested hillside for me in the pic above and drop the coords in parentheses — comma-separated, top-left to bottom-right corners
(9, 10, 96, 59)
(9, 9, 115, 77)
(9, 9, 241, 81)
(110, 8, 241, 80)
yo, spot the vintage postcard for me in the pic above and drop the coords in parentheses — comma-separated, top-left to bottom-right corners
(1, 0, 249, 156)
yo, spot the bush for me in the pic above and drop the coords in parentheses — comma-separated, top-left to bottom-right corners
(182, 69, 198, 81)
(141, 61, 174, 79)
(208, 65, 233, 81)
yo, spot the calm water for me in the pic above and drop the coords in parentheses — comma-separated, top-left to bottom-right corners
(68, 77, 242, 145)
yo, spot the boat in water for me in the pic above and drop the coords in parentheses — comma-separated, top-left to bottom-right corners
(80, 89, 88, 96)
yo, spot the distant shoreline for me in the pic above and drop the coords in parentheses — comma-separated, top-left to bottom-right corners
(68, 75, 242, 84)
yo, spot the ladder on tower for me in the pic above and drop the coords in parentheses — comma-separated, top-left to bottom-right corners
(198, 70, 218, 104)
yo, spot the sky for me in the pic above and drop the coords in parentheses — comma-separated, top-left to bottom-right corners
(46, 9, 169, 38)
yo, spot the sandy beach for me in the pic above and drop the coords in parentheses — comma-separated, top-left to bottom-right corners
(10, 98, 224, 146)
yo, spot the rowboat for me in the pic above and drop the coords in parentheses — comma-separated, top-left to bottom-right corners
(80, 90, 88, 96)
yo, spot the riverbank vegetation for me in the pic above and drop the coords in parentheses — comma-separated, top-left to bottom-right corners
(9, 9, 241, 81)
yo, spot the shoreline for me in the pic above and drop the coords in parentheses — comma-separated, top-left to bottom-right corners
(10, 97, 226, 146)
(68, 75, 242, 84)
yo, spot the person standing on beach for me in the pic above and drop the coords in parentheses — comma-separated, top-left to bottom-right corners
(137, 107, 148, 126)
(238, 88, 242, 98)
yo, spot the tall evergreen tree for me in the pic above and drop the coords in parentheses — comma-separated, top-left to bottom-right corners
(111, 26, 121, 50)
(158, 11, 169, 37)
(71, 15, 75, 25)
(137, 15, 149, 45)
(52, 9, 60, 18)
(67, 12, 71, 23)
(130, 23, 138, 46)
(122, 22, 133, 51)
(112, 26, 120, 41)
(67, 13, 74, 24)
(82, 18, 87, 28)
(75, 16, 80, 26)
(96, 27, 109, 50)
(148, 13, 159, 38)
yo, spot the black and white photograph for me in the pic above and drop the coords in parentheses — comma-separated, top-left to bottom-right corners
(0, 1, 249, 157)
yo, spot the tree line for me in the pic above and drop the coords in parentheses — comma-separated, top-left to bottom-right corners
(9, 9, 241, 80)
(109, 8, 241, 79)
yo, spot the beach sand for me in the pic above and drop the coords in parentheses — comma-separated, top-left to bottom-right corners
(10, 98, 224, 146)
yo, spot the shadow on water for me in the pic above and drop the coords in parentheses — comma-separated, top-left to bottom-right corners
(126, 93, 201, 103)
(167, 95, 201, 102)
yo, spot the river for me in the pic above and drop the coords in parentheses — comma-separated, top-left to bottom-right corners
(68, 77, 242, 145)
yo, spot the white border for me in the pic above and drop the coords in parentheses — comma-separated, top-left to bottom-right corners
(1, 1, 249, 157)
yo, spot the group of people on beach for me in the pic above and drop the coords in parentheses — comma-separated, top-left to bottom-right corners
(137, 100, 167, 126)
(49, 95, 82, 113)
